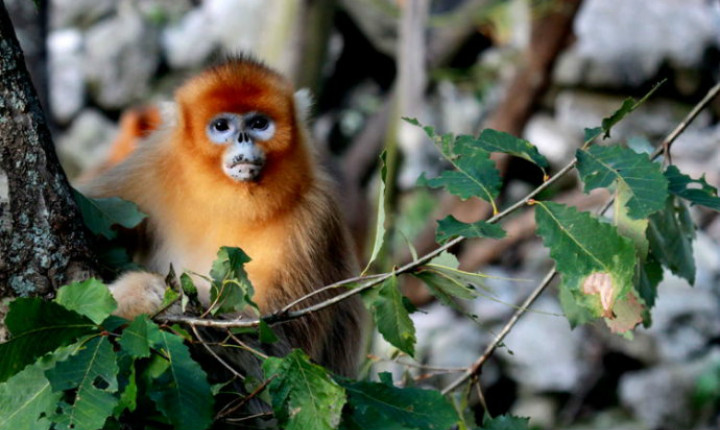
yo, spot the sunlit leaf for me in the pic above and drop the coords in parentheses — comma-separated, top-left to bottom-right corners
(209, 247, 257, 315)
(55, 279, 116, 325)
(534, 202, 636, 325)
(46, 336, 119, 430)
(364, 274, 416, 356)
(263, 350, 346, 430)
(576, 144, 668, 219)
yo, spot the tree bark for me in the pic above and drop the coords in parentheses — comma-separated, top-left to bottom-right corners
(0, 0, 99, 300)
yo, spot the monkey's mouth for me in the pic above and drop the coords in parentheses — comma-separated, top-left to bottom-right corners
(224, 157, 264, 182)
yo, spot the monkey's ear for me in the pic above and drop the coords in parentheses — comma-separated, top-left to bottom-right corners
(158, 101, 178, 128)
(294, 89, 314, 124)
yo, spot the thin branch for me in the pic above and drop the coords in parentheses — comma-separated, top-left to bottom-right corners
(191, 325, 245, 381)
(441, 269, 558, 394)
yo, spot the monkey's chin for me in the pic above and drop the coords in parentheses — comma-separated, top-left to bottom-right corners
(223, 162, 263, 182)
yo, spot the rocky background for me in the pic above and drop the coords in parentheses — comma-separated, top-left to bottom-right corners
(7, 0, 720, 429)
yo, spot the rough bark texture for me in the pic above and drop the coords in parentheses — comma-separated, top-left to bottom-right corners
(0, 1, 99, 299)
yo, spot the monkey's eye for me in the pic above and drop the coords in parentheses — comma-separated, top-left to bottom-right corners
(247, 115, 269, 131)
(212, 118, 230, 132)
(206, 113, 239, 143)
(245, 113, 275, 141)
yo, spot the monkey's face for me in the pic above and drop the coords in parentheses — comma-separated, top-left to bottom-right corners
(175, 58, 297, 184)
(205, 112, 274, 181)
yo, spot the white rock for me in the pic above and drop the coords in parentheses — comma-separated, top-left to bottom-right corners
(56, 109, 117, 177)
(498, 297, 585, 392)
(84, 4, 159, 109)
(619, 350, 720, 429)
(555, 0, 720, 87)
(48, 29, 85, 123)
(161, 8, 217, 69)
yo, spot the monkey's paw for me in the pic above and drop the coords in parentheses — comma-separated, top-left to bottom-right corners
(109, 272, 171, 320)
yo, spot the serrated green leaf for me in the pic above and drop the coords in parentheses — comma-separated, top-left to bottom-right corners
(263, 349, 346, 430)
(576, 144, 668, 219)
(209, 247, 257, 315)
(73, 190, 146, 240)
(665, 165, 720, 210)
(340, 378, 458, 430)
(147, 330, 214, 430)
(599, 81, 663, 139)
(647, 197, 696, 284)
(363, 151, 388, 275)
(534, 202, 636, 323)
(601, 98, 636, 138)
(479, 413, 531, 430)
(418, 149, 501, 209)
(0, 355, 65, 430)
(0, 299, 97, 383)
(364, 274, 416, 356)
(435, 215, 506, 244)
(459, 129, 548, 169)
(46, 336, 119, 430)
(118, 315, 161, 359)
(55, 279, 117, 325)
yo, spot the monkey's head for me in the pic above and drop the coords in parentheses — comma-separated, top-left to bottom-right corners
(174, 57, 307, 184)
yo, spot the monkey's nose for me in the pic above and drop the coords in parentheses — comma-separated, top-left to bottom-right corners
(238, 132, 250, 143)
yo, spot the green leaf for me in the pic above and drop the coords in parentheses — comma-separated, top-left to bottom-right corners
(0, 299, 97, 383)
(637, 254, 663, 310)
(209, 246, 257, 315)
(479, 413, 531, 430)
(46, 336, 119, 430)
(0, 355, 65, 430)
(614, 181, 649, 258)
(461, 129, 548, 169)
(147, 330, 214, 430)
(599, 81, 663, 138)
(259, 320, 279, 344)
(576, 144, 668, 219)
(665, 165, 720, 211)
(534, 202, 636, 323)
(73, 190, 146, 240)
(647, 197, 696, 284)
(340, 378, 458, 430)
(364, 274, 416, 356)
(118, 315, 161, 359)
(584, 127, 603, 144)
(55, 279, 117, 325)
(435, 215, 506, 244)
(363, 150, 388, 275)
(263, 349, 346, 430)
(418, 149, 501, 210)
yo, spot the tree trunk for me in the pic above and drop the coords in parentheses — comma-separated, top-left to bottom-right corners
(0, 0, 99, 302)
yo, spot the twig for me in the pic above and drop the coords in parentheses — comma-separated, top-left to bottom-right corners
(190, 325, 245, 381)
(215, 377, 274, 420)
(441, 269, 557, 394)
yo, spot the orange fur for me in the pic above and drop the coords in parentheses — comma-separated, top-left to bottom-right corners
(85, 58, 365, 376)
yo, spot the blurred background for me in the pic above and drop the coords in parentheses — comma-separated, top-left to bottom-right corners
(6, 0, 720, 428)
